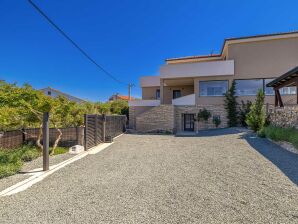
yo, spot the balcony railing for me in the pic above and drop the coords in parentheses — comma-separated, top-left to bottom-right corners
(172, 94, 195, 106)
(160, 60, 234, 79)
(128, 99, 160, 107)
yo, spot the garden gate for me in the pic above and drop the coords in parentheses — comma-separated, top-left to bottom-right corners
(84, 114, 126, 150)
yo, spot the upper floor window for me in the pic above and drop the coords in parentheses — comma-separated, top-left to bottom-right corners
(173, 90, 181, 99)
(199, 80, 228, 96)
(156, 89, 160, 100)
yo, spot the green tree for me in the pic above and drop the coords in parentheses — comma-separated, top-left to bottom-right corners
(224, 80, 238, 127)
(246, 89, 265, 132)
(110, 100, 128, 116)
(238, 100, 252, 127)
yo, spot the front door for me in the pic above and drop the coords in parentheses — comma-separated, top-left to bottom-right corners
(184, 114, 194, 131)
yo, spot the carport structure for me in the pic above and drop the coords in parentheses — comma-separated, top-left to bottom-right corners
(267, 66, 298, 107)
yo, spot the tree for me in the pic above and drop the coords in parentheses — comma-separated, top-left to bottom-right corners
(246, 89, 265, 132)
(238, 100, 252, 127)
(224, 80, 238, 127)
(110, 100, 128, 116)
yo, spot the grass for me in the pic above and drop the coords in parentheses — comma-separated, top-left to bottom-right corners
(0, 144, 68, 179)
(260, 125, 298, 149)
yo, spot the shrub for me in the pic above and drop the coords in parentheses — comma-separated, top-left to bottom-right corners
(246, 89, 265, 132)
(213, 116, 221, 128)
(257, 128, 266, 138)
(50, 147, 68, 155)
(0, 144, 68, 179)
(224, 80, 238, 127)
(239, 100, 252, 127)
(197, 108, 211, 122)
(0, 162, 22, 179)
(263, 125, 298, 149)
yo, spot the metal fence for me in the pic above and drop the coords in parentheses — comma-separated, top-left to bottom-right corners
(84, 114, 126, 150)
(0, 127, 84, 150)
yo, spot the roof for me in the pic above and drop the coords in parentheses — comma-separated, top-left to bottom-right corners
(266, 66, 298, 88)
(40, 87, 86, 102)
(117, 95, 130, 100)
(165, 54, 221, 62)
(166, 30, 298, 62)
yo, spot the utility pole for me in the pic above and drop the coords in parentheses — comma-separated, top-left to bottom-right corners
(128, 83, 134, 100)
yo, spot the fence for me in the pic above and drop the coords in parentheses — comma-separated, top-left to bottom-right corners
(84, 114, 126, 150)
(0, 127, 84, 150)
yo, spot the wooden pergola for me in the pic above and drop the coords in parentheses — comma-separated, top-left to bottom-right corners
(267, 66, 298, 107)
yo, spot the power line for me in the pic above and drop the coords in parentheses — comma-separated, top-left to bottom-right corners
(27, 0, 128, 85)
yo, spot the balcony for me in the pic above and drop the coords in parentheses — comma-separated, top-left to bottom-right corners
(160, 60, 234, 79)
(172, 94, 195, 106)
(129, 99, 160, 107)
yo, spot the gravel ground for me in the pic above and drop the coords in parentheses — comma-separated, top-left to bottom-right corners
(0, 153, 74, 192)
(0, 129, 298, 223)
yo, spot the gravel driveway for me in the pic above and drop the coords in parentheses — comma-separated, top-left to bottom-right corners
(0, 129, 298, 223)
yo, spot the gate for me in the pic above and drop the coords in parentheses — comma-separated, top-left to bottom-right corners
(84, 114, 126, 150)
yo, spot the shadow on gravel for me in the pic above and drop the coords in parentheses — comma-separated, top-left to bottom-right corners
(242, 133, 298, 186)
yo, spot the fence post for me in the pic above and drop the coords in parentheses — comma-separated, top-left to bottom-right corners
(102, 114, 106, 143)
(76, 126, 79, 145)
(43, 112, 49, 171)
(95, 115, 98, 145)
(84, 114, 87, 151)
(21, 128, 26, 143)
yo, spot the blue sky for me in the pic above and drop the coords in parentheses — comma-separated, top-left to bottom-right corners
(1, 0, 298, 102)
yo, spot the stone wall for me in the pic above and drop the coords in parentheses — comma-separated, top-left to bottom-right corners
(268, 106, 298, 129)
(129, 106, 153, 129)
(135, 105, 174, 133)
(175, 105, 228, 132)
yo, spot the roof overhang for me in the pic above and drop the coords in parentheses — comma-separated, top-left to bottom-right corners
(266, 66, 298, 88)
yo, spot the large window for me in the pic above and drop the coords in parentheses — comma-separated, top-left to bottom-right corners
(235, 79, 263, 96)
(199, 80, 228, 96)
(239, 78, 297, 96)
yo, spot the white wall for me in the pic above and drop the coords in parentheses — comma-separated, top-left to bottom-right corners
(160, 60, 234, 78)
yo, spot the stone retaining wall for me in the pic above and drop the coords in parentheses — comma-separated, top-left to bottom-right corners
(135, 105, 174, 133)
(268, 106, 298, 129)
(175, 105, 228, 132)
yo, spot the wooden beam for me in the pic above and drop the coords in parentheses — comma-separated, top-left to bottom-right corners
(296, 79, 298, 104)
(274, 90, 278, 107)
(274, 76, 298, 89)
(276, 89, 284, 107)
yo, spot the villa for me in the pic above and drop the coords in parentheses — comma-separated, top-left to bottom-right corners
(129, 31, 298, 133)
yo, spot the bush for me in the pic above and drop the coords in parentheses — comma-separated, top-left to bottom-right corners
(197, 108, 211, 122)
(50, 147, 68, 155)
(246, 89, 265, 132)
(0, 162, 22, 179)
(239, 100, 252, 127)
(0, 144, 68, 179)
(213, 116, 221, 128)
(263, 125, 298, 149)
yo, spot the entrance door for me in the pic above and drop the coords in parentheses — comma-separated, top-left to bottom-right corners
(184, 114, 194, 131)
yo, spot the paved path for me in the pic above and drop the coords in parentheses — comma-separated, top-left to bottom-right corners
(1, 129, 298, 223)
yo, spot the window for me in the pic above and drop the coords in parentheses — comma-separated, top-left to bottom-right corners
(264, 79, 274, 95)
(199, 80, 228, 96)
(280, 87, 297, 95)
(173, 90, 181, 99)
(235, 79, 263, 96)
(262, 79, 296, 96)
(47, 91, 51, 96)
(156, 89, 160, 99)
